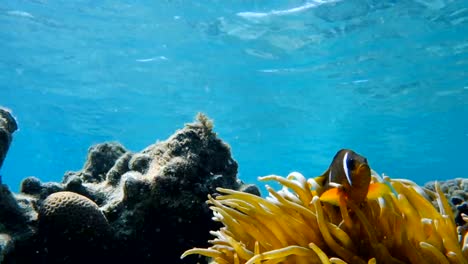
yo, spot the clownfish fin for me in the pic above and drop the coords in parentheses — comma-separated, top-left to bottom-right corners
(319, 188, 342, 206)
(314, 169, 329, 187)
(366, 182, 392, 200)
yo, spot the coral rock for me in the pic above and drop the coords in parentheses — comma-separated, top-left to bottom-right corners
(2, 113, 261, 264)
(0, 184, 28, 233)
(106, 152, 133, 185)
(20, 177, 64, 200)
(0, 107, 18, 169)
(82, 142, 127, 183)
(128, 153, 151, 174)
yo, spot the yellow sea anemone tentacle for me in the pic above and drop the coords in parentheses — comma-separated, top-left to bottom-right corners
(259, 175, 312, 205)
(254, 241, 260, 255)
(183, 171, 468, 264)
(434, 183, 461, 262)
(262, 258, 287, 264)
(366, 199, 382, 222)
(244, 245, 315, 264)
(265, 186, 325, 247)
(181, 248, 226, 260)
(213, 257, 232, 264)
(208, 197, 253, 241)
(462, 213, 468, 223)
(399, 232, 429, 264)
(208, 239, 229, 248)
(217, 199, 285, 249)
(389, 178, 431, 198)
(214, 188, 264, 203)
(214, 187, 317, 249)
(347, 201, 409, 264)
(224, 234, 254, 261)
(337, 193, 353, 233)
(307, 195, 355, 253)
(211, 203, 282, 250)
(434, 215, 466, 264)
(210, 190, 285, 248)
(387, 194, 409, 248)
(265, 185, 318, 221)
(309, 242, 332, 264)
(420, 218, 443, 251)
(326, 221, 356, 253)
(322, 202, 343, 225)
(312, 196, 366, 264)
(391, 181, 440, 220)
(210, 206, 251, 242)
(330, 257, 348, 264)
(446, 251, 465, 264)
(243, 188, 317, 247)
(214, 188, 282, 214)
(378, 194, 403, 247)
(346, 202, 395, 263)
(395, 193, 426, 243)
(251, 203, 312, 247)
(286, 171, 309, 188)
(462, 231, 468, 259)
(215, 188, 291, 224)
(393, 194, 442, 262)
(287, 172, 314, 199)
(347, 202, 380, 243)
(435, 182, 455, 221)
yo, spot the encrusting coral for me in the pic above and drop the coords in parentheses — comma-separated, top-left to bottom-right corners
(183, 170, 468, 264)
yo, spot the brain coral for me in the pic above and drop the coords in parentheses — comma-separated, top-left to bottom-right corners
(40, 191, 108, 227)
(38, 191, 110, 263)
(183, 172, 468, 264)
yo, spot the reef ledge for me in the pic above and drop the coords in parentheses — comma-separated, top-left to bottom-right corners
(0, 112, 259, 264)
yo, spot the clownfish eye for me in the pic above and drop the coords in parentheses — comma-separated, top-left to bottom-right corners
(346, 157, 355, 170)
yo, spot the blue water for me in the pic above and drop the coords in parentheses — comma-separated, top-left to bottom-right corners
(1, 0, 467, 192)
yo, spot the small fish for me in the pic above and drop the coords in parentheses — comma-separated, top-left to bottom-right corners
(315, 149, 390, 206)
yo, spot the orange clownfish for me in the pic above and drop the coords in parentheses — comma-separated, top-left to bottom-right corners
(315, 149, 390, 206)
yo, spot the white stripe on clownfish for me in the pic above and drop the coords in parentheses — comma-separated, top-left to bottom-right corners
(342, 151, 352, 186)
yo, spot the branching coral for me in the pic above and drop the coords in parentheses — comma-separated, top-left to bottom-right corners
(183, 172, 468, 264)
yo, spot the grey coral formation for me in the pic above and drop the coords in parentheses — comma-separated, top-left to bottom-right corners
(0, 107, 17, 169)
(0, 108, 26, 264)
(0, 112, 260, 264)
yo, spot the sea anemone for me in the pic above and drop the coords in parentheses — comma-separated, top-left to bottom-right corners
(182, 171, 468, 264)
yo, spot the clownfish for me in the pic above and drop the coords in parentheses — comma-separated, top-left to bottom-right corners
(315, 149, 390, 206)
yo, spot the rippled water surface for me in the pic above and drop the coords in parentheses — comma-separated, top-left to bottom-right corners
(1, 0, 467, 191)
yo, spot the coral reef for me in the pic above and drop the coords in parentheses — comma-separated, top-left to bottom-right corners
(0, 108, 36, 264)
(2, 106, 467, 264)
(183, 171, 468, 263)
(0, 107, 17, 169)
(0, 113, 260, 264)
